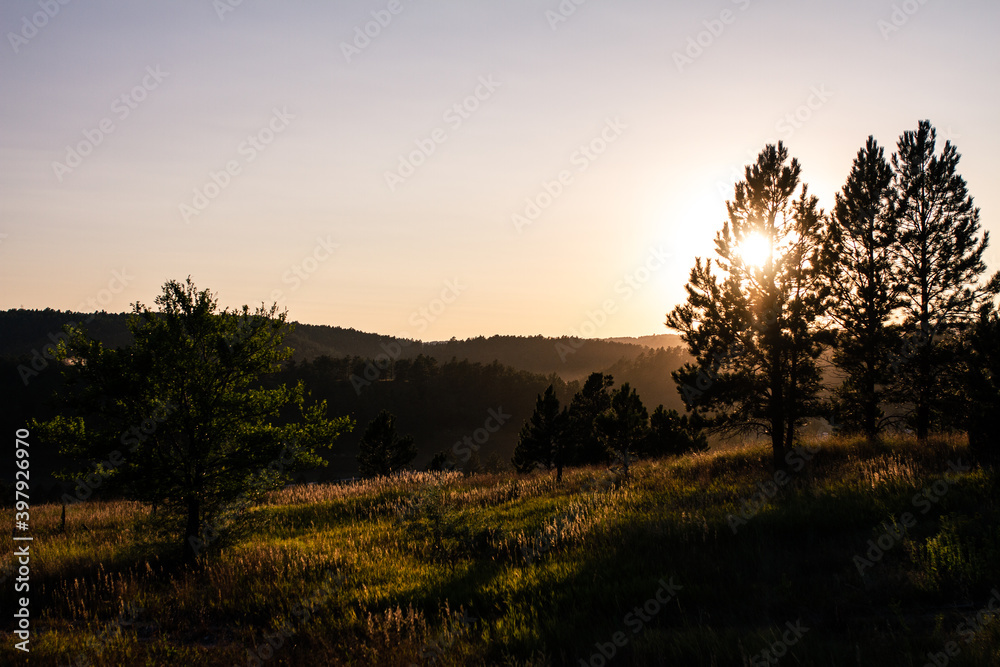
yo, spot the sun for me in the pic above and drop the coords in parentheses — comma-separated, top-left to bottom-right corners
(737, 231, 771, 269)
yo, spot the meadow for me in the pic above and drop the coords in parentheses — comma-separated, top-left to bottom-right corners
(2, 434, 999, 666)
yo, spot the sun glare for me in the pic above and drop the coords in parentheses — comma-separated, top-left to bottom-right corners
(738, 231, 771, 269)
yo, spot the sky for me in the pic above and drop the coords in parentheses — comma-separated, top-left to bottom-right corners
(2, 0, 998, 341)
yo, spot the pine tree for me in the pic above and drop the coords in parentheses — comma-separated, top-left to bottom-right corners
(965, 303, 1000, 462)
(563, 372, 614, 465)
(891, 121, 1000, 439)
(666, 143, 830, 469)
(594, 383, 648, 479)
(826, 136, 901, 439)
(512, 385, 567, 481)
(642, 405, 708, 458)
(356, 410, 417, 477)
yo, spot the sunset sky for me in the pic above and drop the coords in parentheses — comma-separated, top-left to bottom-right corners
(2, 0, 998, 341)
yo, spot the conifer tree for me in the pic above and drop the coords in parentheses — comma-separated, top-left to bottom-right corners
(667, 143, 830, 469)
(357, 410, 417, 477)
(826, 136, 901, 439)
(563, 372, 614, 465)
(512, 385, 567, 481)
(642, 406, 708, 458)
(594, 382, 648, 479)
(890, 121, 1000, 439)
(965, 304, 1000, 462)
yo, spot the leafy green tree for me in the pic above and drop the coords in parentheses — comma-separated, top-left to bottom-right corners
(564, 372, 614, 465)
(512, 385, 567, 481)
(891, 121, 1000, 439)
(666, 143, 831, 469)
(356, 410, 417, 477)
(641, 405, 708, 458)
(826, 136, 902, 439)
(33, 278, 351, 562)
(595, 382, 648, 479)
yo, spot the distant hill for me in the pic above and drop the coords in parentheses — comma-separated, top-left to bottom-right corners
(606, 334, 685, 349)
(0, 308, 693, 485)
(0, 309, 689, 383)
(0, 309, 405, 362)
(401, 334, 679, 382)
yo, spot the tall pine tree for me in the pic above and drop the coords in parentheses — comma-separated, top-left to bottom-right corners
(512, 385, 567, 481)
(891, 121, 1000, 439)
(826, 136, 901, 439)
(667, 143, 830, 469)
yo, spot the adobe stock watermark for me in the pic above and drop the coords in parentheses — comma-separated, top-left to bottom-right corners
(52, 66, 169, 182)
(384, 76, 502, 192)
(240, 570, 345, 666)
(673, 0, 752, 73)
(878, 0, 932, 40)
(513, 117, 627, 234)
(556, 246, 669, 361)
(853, 459, 971, 577)
(521, 471, 620, 565)
(179, 107, 294, 224)
(7, 0, 72, 54)
(213, 0, 245, 21)
(712, 86, 832, 198)
(452, 407, 512, 463)
(410, 607, 477, 666)
(749, 619, 810, 666)
(545, 0, 594, 31)
(340, 0, 415, 63)
(921, 588, 1000, 667)
(406, 278, 466, 336)
(266, 236, 339, 307)
(349, 278, 465, 394)
(726, 443, 821, 534)
(578, 577, 682, 666)
(189, 442, 306, 557)
(60, 602, 143, 666)
(18, 268, 134, 385)
(775, 86, 833, 141)
(61, 402, 177, 506)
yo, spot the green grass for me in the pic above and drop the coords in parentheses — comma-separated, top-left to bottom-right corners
(3, 435, 1000, 665)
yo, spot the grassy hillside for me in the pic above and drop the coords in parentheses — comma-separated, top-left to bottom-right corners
(3, 435, 998, 665)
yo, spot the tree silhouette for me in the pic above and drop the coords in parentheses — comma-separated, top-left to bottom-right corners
(891, 121, 1000, 439)
(512, 385, 567, 481)
(826, 136, 902, 439)
(595, 382, 648, 479)
(964, 304, 1000, 462)
(667, 143, 830, 469)
(33, 278, 350, 562)
(356, 410, 417, 477)
(564, 372, 614, 465)
(641, 405, 708, 458)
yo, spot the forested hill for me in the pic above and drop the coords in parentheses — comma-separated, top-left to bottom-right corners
(1, 308, 692, 483)
(0, 309, 404, 362)
(0, 309, 690, 382)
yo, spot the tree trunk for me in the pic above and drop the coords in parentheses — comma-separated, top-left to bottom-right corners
(183, 495, 201, 563)
(916, 328, 931, 441)
(768, 323, 786, 471)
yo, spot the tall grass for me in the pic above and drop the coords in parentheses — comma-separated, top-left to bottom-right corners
(2, 434, 998, 665)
